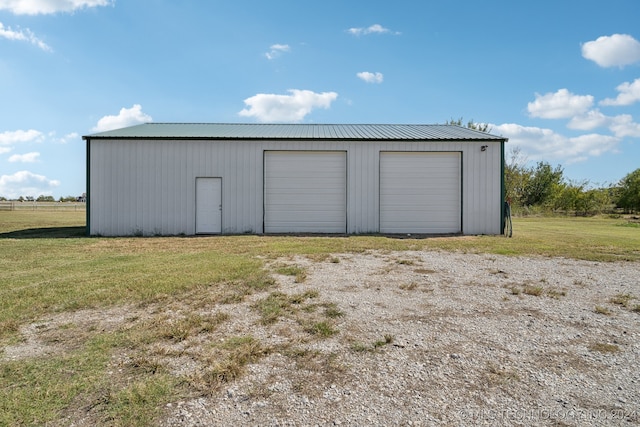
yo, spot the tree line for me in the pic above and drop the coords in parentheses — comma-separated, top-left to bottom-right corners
(0, 195, 84, 202)
(505, 148, 639, 215)
(445, 118, 639, 215)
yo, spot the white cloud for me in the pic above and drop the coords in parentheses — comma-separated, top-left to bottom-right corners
(567, 109, 610, 131)
(566, 134, 621, 162)
(356, 71, 384, 84)
(48, 131, 79, 144)
(609, 114, 640, 138)
(8, 151, 40, 162)
(0, 147, 12, 154)
(600, 78, 640, 106)
(0, 170, 59, 199)
(527, 89, 594, 119)
(92, 104, 152, 132)
(58, 132, 79, 143)
(265, 44, 290, 60)
(0, 129, 43, 145)
(581, 34, 640, 68)
(566, 109, 640, 138)
(347, 24, 399, 36)
(0, 0, 112, 15)
(0, 22, 51, 51)
(238, 89, 338, 123)
(492, 123, 620, 164)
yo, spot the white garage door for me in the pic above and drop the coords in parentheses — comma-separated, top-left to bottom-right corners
(380, 152, 461, 234)
(264, 151, 347, 233)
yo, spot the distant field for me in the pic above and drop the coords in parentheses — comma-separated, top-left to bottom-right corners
(1, 211, 638, 426)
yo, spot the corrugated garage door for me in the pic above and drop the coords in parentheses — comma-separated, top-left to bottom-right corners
(264, 151, 347, 233)
(380, 152, 461, 234)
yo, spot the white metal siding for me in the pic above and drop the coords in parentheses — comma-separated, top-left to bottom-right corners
(88, 139, 502, 236)
(264, 151, 346, 233)
(380, 152, 461, 234)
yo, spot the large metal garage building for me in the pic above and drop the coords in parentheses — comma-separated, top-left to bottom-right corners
(83, 123, 507, 236)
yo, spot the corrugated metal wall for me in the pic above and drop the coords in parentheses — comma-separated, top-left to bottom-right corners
(88, 139, 502, 236)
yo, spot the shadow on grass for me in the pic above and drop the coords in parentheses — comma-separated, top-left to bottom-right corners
(0, 229, 465, 240)
(0, 226, 87, 239)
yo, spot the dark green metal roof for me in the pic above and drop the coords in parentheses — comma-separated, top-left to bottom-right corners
(83, 123, 507, 141)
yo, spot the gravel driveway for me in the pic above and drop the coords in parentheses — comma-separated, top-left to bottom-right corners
(163, 250, 640, 426)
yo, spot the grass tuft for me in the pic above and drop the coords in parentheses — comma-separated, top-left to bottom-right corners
(253, 290, 322, 325)
(191, 336, 269, 393)
(253, 292, 291, 325)
(609, 293, 636, 307)
(588, 343, 620, 353)
(486, 363, 520, 384)
(351, 334, 394, 352)
(546, 288, 567, 299)
(322, 303, 344, 318)
(304, 321, 338, 338)
(274, 265, 307, 283)
(399, 282, 418, 291)
(523, 285, 544, 296)
(373, 334, 394, 348)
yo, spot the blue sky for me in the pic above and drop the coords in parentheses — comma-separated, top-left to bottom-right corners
(1, 0, 639, 199)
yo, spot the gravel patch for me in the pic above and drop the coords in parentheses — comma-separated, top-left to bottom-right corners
(162, 250, 640, 426)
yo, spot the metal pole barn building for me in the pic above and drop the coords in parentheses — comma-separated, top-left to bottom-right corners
(83, 123, 508, 236)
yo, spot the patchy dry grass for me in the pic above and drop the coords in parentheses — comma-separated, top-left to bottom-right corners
(303, 321, 338, 338)
(399, 281, 419, 291)
(322, 302, 344, 319)
(588, 343, 620, 353)
(350, 334, 394, 353)
(485, 363, 521, 385)
(252, 289, 340, 339)
(594, 306, 612, 315)
(545, 288, 568, 299)
(2, 212, 640, 425)
(274, 264, 308, 283)
(189, 336, 270, 394)
(253, 290, 318, 325)
(506, 283, 566, 299)
(522, 285, 545, 296)
(609, 293, 637, 307)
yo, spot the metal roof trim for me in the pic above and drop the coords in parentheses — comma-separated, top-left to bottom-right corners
(83, 123, 508, 142)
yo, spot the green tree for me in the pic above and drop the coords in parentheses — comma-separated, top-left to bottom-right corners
(445, 117, 491, 133)
(521, 161, 564, 207)
(552, 181, 612, 215)
(617, 168, 640, 213)
(504, 147, 529, 206)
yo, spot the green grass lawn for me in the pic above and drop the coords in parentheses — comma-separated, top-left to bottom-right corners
(1, 211, 638, 426)
(1, 211, 638, 332)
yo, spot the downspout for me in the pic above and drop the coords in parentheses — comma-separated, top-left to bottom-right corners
(500, 140, 505, 234)
(85, 137, 91, 236)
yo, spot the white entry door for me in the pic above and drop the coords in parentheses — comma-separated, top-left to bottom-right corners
(196, 177, 222, 234)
